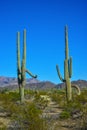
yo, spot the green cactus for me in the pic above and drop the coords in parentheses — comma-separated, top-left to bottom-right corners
(56, 25, 80, 101)
(17, 29, 37, 103)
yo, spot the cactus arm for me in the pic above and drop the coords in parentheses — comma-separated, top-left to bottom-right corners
(71, 84, 81, 95)
(69, 57, 72, 78)
(20, 30, 26, 103)
(25, 69, 37, 78)
(56, 65, 65, 82)
(17, 32, 21, 84)
(21, 29, 26, 85)
(65, 25, 69, 59)
(22, 29, 26, 64)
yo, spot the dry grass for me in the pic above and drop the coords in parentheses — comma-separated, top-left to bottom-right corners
(0, 88, 87, 130)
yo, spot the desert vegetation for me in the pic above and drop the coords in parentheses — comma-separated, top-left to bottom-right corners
(0, 26, 87, 130)
(0, 88, 87, 129)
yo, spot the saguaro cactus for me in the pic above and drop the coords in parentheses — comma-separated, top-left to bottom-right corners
(56, 25, 80, 101)
(17, 29, 37, 103)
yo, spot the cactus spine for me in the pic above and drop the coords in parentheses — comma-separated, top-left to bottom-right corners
(56, 25, 80, 101)
(17, 29, 37, 103)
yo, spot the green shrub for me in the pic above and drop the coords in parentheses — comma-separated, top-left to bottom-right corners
(64, 101, 82, 114)
(10, 102, 48, 130)
(1, 88, 9, 94)
(0, 96, 48, 130)
(59, 110, 71, 119)
(50, 89, 66, 107)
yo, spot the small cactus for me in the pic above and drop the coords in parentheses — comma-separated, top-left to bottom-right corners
(56, 25, 80, 101)
(17, 29, 37, 103)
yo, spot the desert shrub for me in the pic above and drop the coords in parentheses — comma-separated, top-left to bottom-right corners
(1, 88, 9, 94)
(24, 90, 48, 101)
(64, 101, 83, 115)
(0, 92, 20, 106)
(49, 89, 66, 107)
(36, 90, 48, 95)
(9, 102, 48, 130)
(59, 110, 71, 119)
(77, 104, 87, 130)
(0, 92, 48, 130)
(55, 95, 82, 120)
(8, 91, 20, 101)
(75, 89, 87, 104)
(34, 93, 50, 109)
(24, 89, 35, 96)
(0, 124, 7, 130)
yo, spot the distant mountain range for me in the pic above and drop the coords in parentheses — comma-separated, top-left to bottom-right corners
(55, 80, 87, 89)
(0, 76, 40, 87)
(0, 76, 87, 91)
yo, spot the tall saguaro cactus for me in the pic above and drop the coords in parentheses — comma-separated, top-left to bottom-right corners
(56, 25, 80, 101)
(17, 29, 37, 103)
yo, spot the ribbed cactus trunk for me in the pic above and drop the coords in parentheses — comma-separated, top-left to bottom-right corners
(56, 25, 80, 102)
(21, 29, 26, 103)
(17, 32, 21, 97)
(64, 26, 72, 101)
(17, 29, 37, 103)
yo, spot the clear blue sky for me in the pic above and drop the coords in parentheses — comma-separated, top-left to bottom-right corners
(0, 0, 87, 84)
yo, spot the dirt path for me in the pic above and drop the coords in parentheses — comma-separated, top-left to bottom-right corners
(41, 97, 79, 130)
(42, 99, 62, 119)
